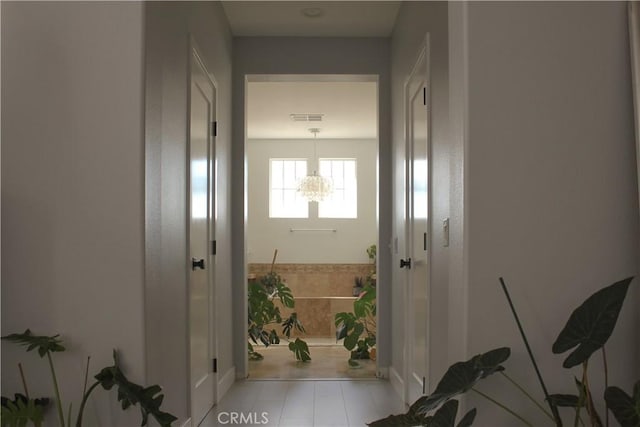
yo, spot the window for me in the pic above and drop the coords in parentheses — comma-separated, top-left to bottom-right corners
(269, 159, 308, 218)
(318, 159, 357, 218)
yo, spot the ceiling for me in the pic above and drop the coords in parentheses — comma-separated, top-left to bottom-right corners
(247, 79, 378, 139)
(228, 2, 393, 140)
(221, 1, 401, 37)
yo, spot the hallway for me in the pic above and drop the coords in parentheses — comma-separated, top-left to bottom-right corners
(203, 380, 404, 426)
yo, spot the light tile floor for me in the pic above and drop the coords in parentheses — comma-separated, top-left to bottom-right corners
(203, 380, 405, 427)
(248, 345, 377, 379)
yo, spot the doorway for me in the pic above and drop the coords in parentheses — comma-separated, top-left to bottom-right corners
(244, 75, 380, 379)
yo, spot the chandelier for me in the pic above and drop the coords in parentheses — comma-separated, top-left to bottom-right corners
(297, 128, 333, 202)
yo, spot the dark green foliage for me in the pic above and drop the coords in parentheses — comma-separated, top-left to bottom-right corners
(2, 330, 65, 357)
(335, 285, 376, 365)
(1, 394, 49, 427)
(3, 331, 177, 427)
(288, 338, 311, 362)
(87, 351, 177, 427)
(371, 276, 636, 427)
(368, 348, 509, 426)
(604, 381, 640, 427)
(247, 271, 309, 361)
(456, 409, 477, 427)
(552, 277, 632, 368)
(413, 348, 510, 416)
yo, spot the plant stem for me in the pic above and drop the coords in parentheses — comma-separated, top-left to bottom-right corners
(47, 352, 66, 427)
(75, 381, 101, 427)
(500, 372, 554, 421)
(582, 360, 601, 427)
(67, 402, 73, 427)
(82, 356, 91, 397)
(602, 347, 609, 427)
(18, 363, 30, 398)
(270, 249, 278, 274)
(575, 362, 587, 427)
(472, 388, 533, 427)
(500, 277, 562, 426)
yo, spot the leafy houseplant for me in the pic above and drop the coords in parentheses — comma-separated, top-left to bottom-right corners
(1, 330, 177, 427)
(247, 250, 310, 362)
(370, 276, 638, 426)
(353, 276, 365, 297)
(366, 244, 377, 286)
(1, 393, 49, 427)
(335, 285, 377, 366)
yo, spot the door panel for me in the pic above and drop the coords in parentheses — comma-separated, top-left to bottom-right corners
(189, 46, 216, 426)
(406, 41, 431, 404)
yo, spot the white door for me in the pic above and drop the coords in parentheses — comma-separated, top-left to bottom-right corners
(189, 45, 217, 426)
(404, 40, 431, 404)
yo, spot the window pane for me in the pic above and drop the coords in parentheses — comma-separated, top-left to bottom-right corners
(318, 159, 357, 218)
(270, 158, 309, 218)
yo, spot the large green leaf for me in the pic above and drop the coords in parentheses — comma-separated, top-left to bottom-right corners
(282, 313, 305, 338)
(343, 323, 364, 351)
(288, 338, 311, 362)
(1, 329, 65, 357)
(428, 400, 459, 427)
(456, 408, 477, 427)
(92, 351, 177, 427)
(604, 381, 640, 427)
(414, 348, 510, 416)
(1, 394, 49, 427)
(552, 277, 633, 368)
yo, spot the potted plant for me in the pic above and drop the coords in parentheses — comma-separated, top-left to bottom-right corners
(335, 285, 377, 366)
(1, 330, 177, 427)
(247, 250, 311, 362)
(369, 276, 638, 426)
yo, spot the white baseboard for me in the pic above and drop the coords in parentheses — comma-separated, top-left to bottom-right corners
(390, 366, 404, 402)
(376, 366, 389, 379)
(217, 366, 236, 400)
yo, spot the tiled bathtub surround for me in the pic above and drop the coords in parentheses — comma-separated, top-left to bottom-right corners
(249, 263, 375, 297)
(248, 264, 376, 338)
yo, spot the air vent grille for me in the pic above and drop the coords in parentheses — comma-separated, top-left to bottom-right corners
(290, 113, 324, 122)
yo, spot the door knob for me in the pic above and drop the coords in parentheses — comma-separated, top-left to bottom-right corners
(192, 258, 205, 270)
(400, 258, 412, 269)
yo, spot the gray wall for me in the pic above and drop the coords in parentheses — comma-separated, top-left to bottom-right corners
(453, 2, 640, 424)
(232, 37, 392, 377)
(144, 1, 233, 421)
(1, 2, 145, 425)
(390, 1, 451, 388)
(247, 139, 377, 264)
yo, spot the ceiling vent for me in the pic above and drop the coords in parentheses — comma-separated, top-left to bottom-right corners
(290, 113, 324, 122)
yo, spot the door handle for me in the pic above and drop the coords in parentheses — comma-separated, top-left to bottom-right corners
(400, 258, 412, 269)
(192, 258, 205, 271)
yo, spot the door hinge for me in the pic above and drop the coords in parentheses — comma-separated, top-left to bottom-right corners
(423, 87, 427, 106)
(423, 232, 427, 251)
(212, 121, 218, 137)
(211, 240, 217, 255)
(422, 376, 427, 394)
(213, 358, 218, 373)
